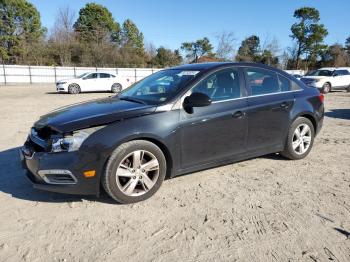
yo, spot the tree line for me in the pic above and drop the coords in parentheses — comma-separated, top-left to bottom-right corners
(0, 1, 349, 70)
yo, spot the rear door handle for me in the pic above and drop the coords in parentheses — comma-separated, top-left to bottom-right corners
(280, 102, 289, 108)
(232, 111, 244, 118)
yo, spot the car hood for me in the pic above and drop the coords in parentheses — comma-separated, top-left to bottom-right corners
(301, 76, 327, 80)
(34, 97, 156, 133)
(57, 78, 77, 83)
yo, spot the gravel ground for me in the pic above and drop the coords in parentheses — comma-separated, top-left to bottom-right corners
(0, 85, 349, 262)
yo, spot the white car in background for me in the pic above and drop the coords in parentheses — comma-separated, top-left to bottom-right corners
(300, 67, 350, 93)
(56, 72, 128, 94)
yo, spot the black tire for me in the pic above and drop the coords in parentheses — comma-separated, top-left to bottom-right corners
(111, 83, 122, 93)
(102, 140, 167, 204)
(347, 85, 350, 92)
(281, 117, 315, 160)
(321, 82, 331, 94)
(68, 84, 80, 94)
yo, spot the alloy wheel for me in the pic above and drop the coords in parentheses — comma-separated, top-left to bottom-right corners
(112, 83, 122, 93)
(292, 123, 312, 155)
(115, 150, 160, 196)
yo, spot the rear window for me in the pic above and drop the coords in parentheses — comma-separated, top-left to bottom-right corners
(245, 68, 280, 95)
(306, 70, 333, 76)
(99, 73, 111, 78)
(334, 70, 350, 76)
(278, 74, 301, 91)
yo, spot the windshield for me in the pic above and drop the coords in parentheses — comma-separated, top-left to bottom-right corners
(77, 72, 90, 78)
(119, 69, 200, 104)
(306, 70, 333, 77)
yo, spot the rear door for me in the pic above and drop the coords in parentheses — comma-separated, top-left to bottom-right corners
(332, 70, 350, 88)
(244, 67, 295, 152)
(98, 73, 113, 91)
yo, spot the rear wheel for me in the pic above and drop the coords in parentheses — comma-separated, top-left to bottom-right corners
(102, 140, 166, 204)
(346, 85, 350, 92)
(111, 83, 122, 93)
(281, 117, 315, 160)
(68, 84, 80, 94)
(321, 82, 331, 94)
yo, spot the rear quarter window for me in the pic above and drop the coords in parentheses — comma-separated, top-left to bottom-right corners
(278, 74, 302, 91)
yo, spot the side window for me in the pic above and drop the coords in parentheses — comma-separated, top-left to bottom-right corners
(245, 68, 280, 95)
(84, 73, 98, 79)
(191, 68, 242, 102)
(278, 74, 291, 91)
(334, 70, 343, 76)
(99, 73, 110, 78)
(277, 74, 301, 91)
(291, 80, 302, 91)
(335, 70, 350, 76)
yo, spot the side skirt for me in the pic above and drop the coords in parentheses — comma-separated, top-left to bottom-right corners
(172, 144, 283, 178)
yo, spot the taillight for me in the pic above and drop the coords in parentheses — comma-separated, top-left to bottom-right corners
(319, 94, 324, 103)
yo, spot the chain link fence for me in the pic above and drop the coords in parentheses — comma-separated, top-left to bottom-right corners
(0, 64, 161, 85)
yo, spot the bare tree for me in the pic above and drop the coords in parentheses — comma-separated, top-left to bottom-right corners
(262, 35, 280, 56)
(144, 41, 157, 58)
(215, 31, 236, 61)
(50, 6, 76, 66)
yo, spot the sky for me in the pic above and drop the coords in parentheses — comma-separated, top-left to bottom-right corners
(29, 0, 350, 54)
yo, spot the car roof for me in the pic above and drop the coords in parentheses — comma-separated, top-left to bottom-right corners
(319, 67, 350, 71)
(96, 71, 116, 75)
(171, 62, 288, 75)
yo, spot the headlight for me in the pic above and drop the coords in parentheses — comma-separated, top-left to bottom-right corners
(50, 126, 104, 153)
(51, 131, 90, 152)
(58, 81, 67, 85)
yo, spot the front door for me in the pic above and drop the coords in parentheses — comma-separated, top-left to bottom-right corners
(82, 73, 98, 91)
(179, 67, 248, 169)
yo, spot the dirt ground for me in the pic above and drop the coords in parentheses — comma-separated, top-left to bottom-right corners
(0, 85, 349, 262)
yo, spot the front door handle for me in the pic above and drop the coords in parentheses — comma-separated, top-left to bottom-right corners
(232, 111, 244, 118)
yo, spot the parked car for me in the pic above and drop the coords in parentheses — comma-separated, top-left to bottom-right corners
(300, 67, 350, 93)
(21, 62, 324, 204)
(56, 72, 127, 94)
(292, 74, 302, 80)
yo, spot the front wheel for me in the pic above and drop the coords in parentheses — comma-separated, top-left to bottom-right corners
(321, 82, 331, 94)
(111, 83, 122, 93)
(68, 84, 80, 94)
(102, 140, 167, 204)
(281, 117, 315, 160)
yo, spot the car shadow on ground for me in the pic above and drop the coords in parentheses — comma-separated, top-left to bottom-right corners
(0, 147, 116, 204)
(45, 91, 114, 95)
(0, 147, 287, 204)
(325, 109, 350, 120)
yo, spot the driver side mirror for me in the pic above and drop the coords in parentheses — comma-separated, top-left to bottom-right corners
(183, 92, 212, 113)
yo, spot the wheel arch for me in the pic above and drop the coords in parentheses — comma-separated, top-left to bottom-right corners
(68, 83, 81, 93)
(102, 134, 174, 180)
(130, 137, 173, 179)
(293, 112, 317, 133)
(68, 82, 80, 88)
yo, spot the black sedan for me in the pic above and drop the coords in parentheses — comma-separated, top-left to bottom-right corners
(20, 62, 324, 203)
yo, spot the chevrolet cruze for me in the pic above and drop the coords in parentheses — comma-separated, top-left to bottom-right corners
(20, 63, 324, 204)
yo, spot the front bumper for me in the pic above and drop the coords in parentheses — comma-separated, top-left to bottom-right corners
(20, 143, 101, 196)
(56, 84, 68, 92)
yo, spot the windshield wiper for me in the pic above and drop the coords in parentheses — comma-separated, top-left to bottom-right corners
(119, 96, 147, 105)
